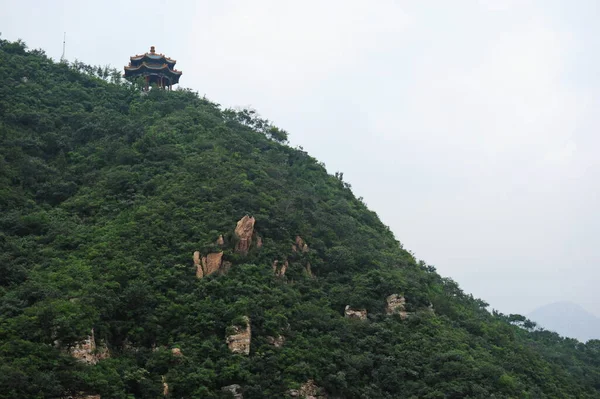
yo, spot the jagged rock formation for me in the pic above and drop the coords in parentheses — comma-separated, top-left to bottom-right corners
(288, 380, 327, 398)
(267, 335, 285, 347)
(195, 251, 226, 279)
(292, 236, 309, 253)
(226, 316, 251, 355)
(202, 252, 224, 276)
(344, 305, 367, 320)
(222, 384, 243, 399)
(216, 235, 225, 246)
(386, 294, 409, 319)
(272, 260, 288, 277)
(235, 215, 255, 254)
(70, 329, 109, 365)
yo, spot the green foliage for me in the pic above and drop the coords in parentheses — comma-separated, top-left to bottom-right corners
(0, 38, 599, 398)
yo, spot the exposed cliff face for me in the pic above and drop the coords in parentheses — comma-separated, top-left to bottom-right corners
(222, 384, 243, 399)
(70, 329, 109, 365)
(234, 215, 255, 254)
(202, 252, 224, 276)
(195, 251, 226, 279)
(226, 316, 251, 355)
(344, 306, 367, 320)
(272, 260, 288, 277)
(288, 380, 327, 399)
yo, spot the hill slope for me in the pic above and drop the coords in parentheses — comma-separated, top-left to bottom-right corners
(1, 39, 600, 399)
(528, 302, 600, 342)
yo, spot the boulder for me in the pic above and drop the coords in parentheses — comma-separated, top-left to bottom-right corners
(288, 380, 327, 398)
(222, 384, 243, 399)
(171, 347, 183, 357)
(344, 305, 367, 320)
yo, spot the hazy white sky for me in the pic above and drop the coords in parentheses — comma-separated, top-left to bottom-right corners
(2, 0, 599, 317)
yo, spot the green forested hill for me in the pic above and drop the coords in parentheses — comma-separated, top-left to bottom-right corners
(1, 38, 599, 399)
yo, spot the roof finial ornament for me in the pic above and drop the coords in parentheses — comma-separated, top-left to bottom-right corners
(150, 46, 156, 54)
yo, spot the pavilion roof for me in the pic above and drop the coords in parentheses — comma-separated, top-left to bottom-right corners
(129, 46, 177, 64)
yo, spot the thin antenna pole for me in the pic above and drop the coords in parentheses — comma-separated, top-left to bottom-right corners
(61, 32, 66, 61)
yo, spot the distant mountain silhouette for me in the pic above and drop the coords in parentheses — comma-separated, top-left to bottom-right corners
(528, 302, 600, 342)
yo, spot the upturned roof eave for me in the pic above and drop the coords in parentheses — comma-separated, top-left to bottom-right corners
(124, 63, 183, 75)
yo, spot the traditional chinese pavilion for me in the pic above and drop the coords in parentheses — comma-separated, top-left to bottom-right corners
(124, 46, 182, 90)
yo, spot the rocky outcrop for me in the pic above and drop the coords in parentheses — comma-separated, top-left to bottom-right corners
(171, 347, 183, 357)
(256, 236, 263, 249)
(305, 262, 314, 278)
(222, 384, 243, 399)
(267, 335, 285, 347)
(344, 305, 367, 320)
(162, 376, 169, 397)
(216, 235, 225, 246)
(70, 329, 109, 365)
(195, 251, 226, 279)
(202, 252, 223, 275)
(226, 316, 251, 355)
(193, 251, 202, 276)
(386, 294, 410, 320)
(288, 380, 327, 398)
(272, 260, 288, 277)
(235, 215, 255, 254)
(292, 236, 309, 253)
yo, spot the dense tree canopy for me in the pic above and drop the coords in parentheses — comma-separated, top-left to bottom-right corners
(1, 38, 599, 398)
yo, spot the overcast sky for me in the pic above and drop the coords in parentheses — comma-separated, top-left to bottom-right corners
(2, 0, 599, 318)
